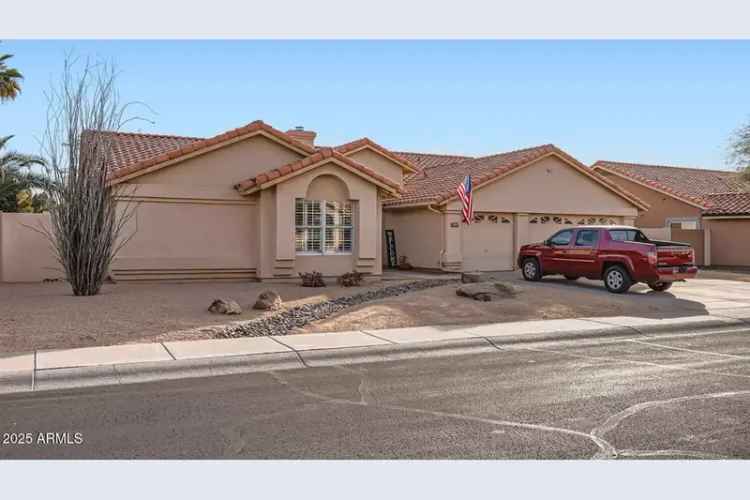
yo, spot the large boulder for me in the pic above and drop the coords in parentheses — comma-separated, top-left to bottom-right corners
(253, 289, 283, 311)
(208, 298, 242, 315)
(456, 282, 521, 301)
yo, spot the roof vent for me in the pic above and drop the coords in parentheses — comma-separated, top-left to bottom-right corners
(286, 126, 317, 147)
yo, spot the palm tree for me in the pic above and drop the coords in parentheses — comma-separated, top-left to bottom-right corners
(0, 52, 23, 102)
(0, 135, 47, 212)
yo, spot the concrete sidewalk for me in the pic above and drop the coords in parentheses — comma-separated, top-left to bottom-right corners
(2, 308, 750, 394)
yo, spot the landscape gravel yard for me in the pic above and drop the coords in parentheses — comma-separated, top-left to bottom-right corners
(2, 270, 748, 353)
(0, 278, 414, 352)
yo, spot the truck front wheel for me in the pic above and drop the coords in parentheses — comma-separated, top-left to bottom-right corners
(648, 282, 673, 292)
(604, 265, 632, 294)
(521, 258, 542, 282)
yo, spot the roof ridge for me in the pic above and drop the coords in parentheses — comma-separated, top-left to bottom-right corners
(393, 150, 474, 159)
(471, 143, 555, 162)
(594, 159, 736, 174)
(94, 129, 205, 141)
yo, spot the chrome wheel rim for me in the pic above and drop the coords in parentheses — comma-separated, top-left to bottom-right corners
(607, 270, 624, 289)
(524, 261, 536, 279)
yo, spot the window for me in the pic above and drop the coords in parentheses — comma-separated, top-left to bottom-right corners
(608, 229, 650, 243)
(575, 229, 599, 247)
(295, 199, 353, 254)
(549, 230, 573, 246)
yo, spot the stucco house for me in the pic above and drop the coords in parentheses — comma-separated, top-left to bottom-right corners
(88, 120, 646, 280)
(0, 119, 651, 283)
(592, 161, 750, 267)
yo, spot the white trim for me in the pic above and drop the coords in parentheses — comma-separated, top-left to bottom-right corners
(702, 215, 750, 220)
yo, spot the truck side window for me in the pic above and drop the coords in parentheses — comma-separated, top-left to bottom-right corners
(609, 229, 649, 243)
(575, 229, 599, 247)
(549, 230, 573, 246)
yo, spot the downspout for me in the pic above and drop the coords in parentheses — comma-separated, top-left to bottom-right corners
(427, 203, 450, 271)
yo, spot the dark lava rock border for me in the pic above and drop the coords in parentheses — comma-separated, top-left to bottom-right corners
(218, 278, 458, 338)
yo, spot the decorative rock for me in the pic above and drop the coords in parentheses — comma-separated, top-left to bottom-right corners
(208, 298, 242, 315)
(456, 282, 521, 301)
(217, 278, 458, 339)
(461, 271, 492, 283)
(253, 289, 283, 310)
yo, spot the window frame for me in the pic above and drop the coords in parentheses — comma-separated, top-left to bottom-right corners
(295, 198, 354, 256)
(548, 229, 573, 247)
(574, 229, 599, 247)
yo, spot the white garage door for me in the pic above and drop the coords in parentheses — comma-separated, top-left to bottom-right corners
(461, 213, 514, 271)
(527, 215, 621, 244)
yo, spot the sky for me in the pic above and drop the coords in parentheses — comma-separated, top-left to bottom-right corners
(2, 40, 749, 169)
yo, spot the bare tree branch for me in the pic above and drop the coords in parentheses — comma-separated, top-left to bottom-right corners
(40, 56, 144, 296)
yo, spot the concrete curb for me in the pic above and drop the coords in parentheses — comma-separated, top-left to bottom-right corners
(2, 312, 749, 395)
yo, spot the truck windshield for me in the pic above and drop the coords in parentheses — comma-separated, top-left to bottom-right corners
(608, 229, 650, 243)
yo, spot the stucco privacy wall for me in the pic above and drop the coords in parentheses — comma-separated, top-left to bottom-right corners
(113, 134, 304, 280)
(595, 171, 702, 227)
(703, 219, 750, 267)
(0, 213, 61, 283)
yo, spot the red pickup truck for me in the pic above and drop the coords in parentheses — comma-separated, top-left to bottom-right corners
(517, 226, 698, 293)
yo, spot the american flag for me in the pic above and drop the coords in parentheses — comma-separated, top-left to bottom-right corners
(457, 175, 473, 224)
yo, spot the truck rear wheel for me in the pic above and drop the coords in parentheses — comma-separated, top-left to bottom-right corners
(648, 282, 673, 292)
(521, 258, 542, 282)
(604, 265, 632, 294)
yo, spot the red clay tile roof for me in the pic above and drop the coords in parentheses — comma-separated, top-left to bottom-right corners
(386, 144, 649, 211)
(592, 160, 750, 209)
(100, 131, 203, 173)
(234, 148, 402, 194)
(703, 192, 750, 216)
(333, 138, 419, 173)
(105, 120, 317, 183)
(393, 151, 474, 170)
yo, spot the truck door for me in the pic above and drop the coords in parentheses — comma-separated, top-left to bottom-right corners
(568, 229, 600, 277)
(541, 229, 574, 273)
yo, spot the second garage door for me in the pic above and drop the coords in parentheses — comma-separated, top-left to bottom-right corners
(461, 213, 514, 271)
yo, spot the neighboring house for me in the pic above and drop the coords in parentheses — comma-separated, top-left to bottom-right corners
(592, 161, 750, 267)
(0, 119, 651, 282)
(384, 146, 648, 272)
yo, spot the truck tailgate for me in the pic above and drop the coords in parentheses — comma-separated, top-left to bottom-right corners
(657, 246, 694, 267)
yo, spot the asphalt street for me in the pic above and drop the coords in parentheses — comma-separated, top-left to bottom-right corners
(1, 326, 749, 459)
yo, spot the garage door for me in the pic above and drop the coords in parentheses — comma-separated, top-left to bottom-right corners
(461, 213, 514, 271)
(527, 214, 621, 245)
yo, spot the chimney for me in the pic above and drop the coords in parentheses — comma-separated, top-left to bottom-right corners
(286, 126, 317, 147)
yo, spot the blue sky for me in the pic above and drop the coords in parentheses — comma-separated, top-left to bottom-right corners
(2, 40, 749, 169)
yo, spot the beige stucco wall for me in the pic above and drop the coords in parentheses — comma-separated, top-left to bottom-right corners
(112, 200, 258, 277)
(129, 135, 304, 195)
(262, 162, 382, 278)
(0, 213, 62, 283)
(596, 171, 702, 227)
(382, 207, 443, 269)
(346, 148, 404, 187)
(704, 219, 750, 267)
(111, 134, 304, 280)
(448, 156, 638, 217)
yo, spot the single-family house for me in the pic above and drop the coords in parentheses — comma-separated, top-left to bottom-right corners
(592, 161, 750, 267)
(0, 119, 651, 282)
